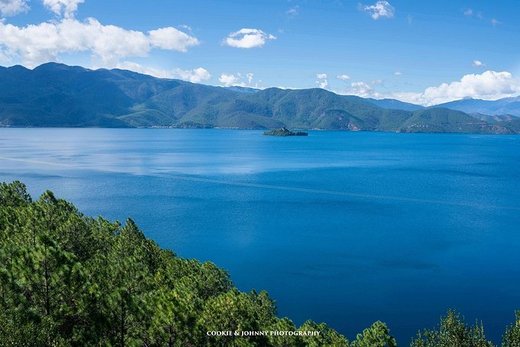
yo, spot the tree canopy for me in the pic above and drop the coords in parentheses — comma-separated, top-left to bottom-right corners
(0, 181, 518, 346)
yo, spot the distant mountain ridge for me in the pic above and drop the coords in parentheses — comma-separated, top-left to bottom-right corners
(435, 97, 520, 117)
(0, 63, 519, 134)
(366, 98, 425, 112)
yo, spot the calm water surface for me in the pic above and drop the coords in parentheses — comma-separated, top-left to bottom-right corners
(1, 128, 519, 343)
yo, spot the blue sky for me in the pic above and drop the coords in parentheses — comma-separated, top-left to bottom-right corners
(0, 0, 519, 105)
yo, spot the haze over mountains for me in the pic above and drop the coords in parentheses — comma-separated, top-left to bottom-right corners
(0, 63, 519, 134)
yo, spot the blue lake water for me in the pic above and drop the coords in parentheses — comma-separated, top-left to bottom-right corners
(1, 128, 519, 343)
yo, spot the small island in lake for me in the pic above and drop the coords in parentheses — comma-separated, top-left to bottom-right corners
(264, 127, 308, 136)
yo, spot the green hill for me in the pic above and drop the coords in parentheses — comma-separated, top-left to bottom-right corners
(0, 63, 518, 134)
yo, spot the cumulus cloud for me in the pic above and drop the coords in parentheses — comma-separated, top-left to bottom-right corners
(116, 61, 211, 82)
(334, 79, 382, 98)
(148, 27, 199, 52)
(394, 71, 402, 76)
(223, 28, 276, 49)
(173, 67, 211, 83)
(0, 0, 29, 17)
(348, 81, 380, 98)
(219, 73, 239, 86)
(472, 60, 484, 68)
(0, 18, 200, 67)
(396, 71, 520, 106)
(43, 0, 83, 18)
(218, 72, 258, 87)
(362, 1, 395, 20)
(333, 71, 519, 107)
(316, 73, 328, 88)
(337, 74, 351, 81)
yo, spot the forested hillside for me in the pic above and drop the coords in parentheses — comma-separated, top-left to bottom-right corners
(0, 181, 519, 346)
(0, 63, 519, 134)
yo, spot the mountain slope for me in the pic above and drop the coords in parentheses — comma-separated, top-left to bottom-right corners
(366, 98, 425, 111)
(0, 63, 518, 134)
(399, 108, 514, 134)
(436, 97, 520, 117)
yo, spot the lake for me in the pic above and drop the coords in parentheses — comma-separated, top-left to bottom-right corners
(1, 128, 519, 343)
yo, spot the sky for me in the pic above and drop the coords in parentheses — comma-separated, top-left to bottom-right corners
(0, 0, 519, 105)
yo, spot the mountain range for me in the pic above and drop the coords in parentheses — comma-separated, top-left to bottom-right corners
(435, 97, 520, 117)
(0, 63, 518, 134)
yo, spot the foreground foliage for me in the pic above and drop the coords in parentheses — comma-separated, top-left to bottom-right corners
(0, 181, 357, 346)
(411, 310, 520, 347)
(0, 181, 519, 346)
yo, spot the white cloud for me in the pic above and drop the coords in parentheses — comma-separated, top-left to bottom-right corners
(148, 27, 199, 52)
(395, 71, 520, 106)
(43, 0, 84, 18)
(389, 91, 423, 104)
(362, 1, 395, 20)
(463, 8, 473, 17)
(115, 61, 172, 78)
(472, 60, 484, 68)
(219, 73, 242, 87)
(0, 47, 9, 63)
(246, 72, 254, 84)
(317, 80, 328, 88)
(0, 18, 199, 67)
(223, 28, 276, 49)
(394, 71, 402, 76)
(114, 62, 211, 82)
(339, 71, 520, 106)
(316, 73, 328, 88)
(348, 81, 380, 98)
(334, 79, 384, 98)
(337, 74, 351, 81)
(219, 72, 258, 87)
(0, 0, 28, 17)
(173, 67, 211, 83)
